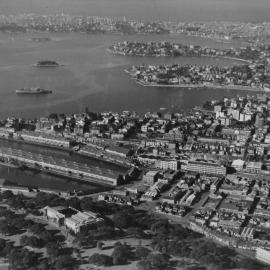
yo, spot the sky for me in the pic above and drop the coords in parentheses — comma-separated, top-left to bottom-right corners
(1, 0, 270, 22)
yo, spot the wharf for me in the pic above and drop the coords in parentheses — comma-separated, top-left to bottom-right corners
(0, 136, 131, 169)
(0, 147, 119, 186)
(78, 150, 131, 168)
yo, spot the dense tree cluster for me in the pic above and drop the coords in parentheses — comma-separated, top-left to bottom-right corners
(20, 235, 44, 249)
(89, 242, 150, 267)
(111, 242, 134, 265)
(0, 238, 48, 270)
(0, 210, 33, 236)
(1, 191, 267, 270)
(89, 253, 112, 266)
(148, 220, 269, 270)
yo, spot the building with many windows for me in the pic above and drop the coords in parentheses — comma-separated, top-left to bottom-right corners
(18, 131, 71, 148)
(143, 171, 160, 185)
(155, 159, 179, 170)
(184, 159, 226, 176)
(256, 247, 270, 265)
(42, 206, 104, 234)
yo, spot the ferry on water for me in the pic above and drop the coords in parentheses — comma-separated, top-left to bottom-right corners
(34, 60, 62, 67)
(15, 88, 53, 94)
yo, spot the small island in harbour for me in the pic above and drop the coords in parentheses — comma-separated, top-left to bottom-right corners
(34, 60, 63, 67)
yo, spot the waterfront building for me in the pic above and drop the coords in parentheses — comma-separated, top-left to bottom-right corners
(19, 131, 70, 148)
(105, 145, 131, 157)
(0, 147, 118, 186)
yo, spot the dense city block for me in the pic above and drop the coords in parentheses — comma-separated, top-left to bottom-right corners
(0, 94, 270, 267)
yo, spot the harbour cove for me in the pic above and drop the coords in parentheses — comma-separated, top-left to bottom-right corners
(0, 32, 249, 118)
(0, 31, 260, 192)
(1, 1, 270, 268)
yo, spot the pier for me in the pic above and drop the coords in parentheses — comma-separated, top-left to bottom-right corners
(0, 147, 119, 186)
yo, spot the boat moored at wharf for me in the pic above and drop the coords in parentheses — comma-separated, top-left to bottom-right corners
(0, 147, 119, 186)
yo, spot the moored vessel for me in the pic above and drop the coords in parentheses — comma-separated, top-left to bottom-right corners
(15, 88, 52, 94)
(34, 60, 61, 67)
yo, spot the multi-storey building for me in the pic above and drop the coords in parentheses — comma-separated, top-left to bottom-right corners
(256, 248, 270, 265)
(155, 159, 179, 170)
(184, 159, 226, 176)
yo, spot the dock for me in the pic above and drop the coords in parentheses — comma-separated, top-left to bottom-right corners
(0, 147, 120, 186)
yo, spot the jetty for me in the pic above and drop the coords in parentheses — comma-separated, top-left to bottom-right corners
(0, 147, 120, 186)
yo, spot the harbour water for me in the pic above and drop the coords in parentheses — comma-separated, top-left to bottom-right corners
(0, 0, 267, 190)
(0, 139, 127, 192)
(0, 32, 249, 119)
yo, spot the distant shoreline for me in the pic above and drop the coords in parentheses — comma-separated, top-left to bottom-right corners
(133, 79, 266, 92)
(108, 48, 252, 64)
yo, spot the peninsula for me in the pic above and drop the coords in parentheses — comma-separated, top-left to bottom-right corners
(108, 41, 260, 63)
(126, 63, 270, 92)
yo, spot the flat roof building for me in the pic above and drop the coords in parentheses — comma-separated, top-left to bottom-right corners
(256, 247, 270, 265)
(185, 159, 226, 176)
(42, 206, 103, 234)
